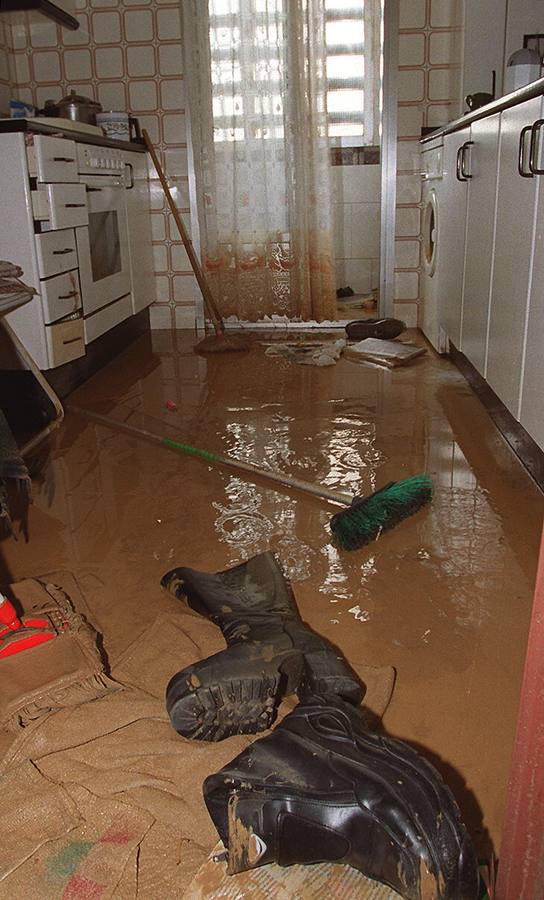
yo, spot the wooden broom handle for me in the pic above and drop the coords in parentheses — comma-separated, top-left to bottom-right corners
(142, 129, 224, 334)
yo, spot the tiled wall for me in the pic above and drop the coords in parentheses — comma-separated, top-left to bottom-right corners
(0, 22, 14, 117)
(332, 164, 381, 298)
(3, 0, 462, 330)
(2, 3, 196, 330)
(395, 0, 462, 326)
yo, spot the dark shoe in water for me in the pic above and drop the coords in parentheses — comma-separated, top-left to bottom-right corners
(203, 692, 480, 900)
(162, 552, 362, 741)
(345, 317, 406, 341)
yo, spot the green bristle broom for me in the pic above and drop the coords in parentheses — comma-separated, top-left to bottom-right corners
(69, 407, 432, 551)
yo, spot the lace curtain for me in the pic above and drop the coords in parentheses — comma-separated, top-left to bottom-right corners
(181, 0, 337, 322)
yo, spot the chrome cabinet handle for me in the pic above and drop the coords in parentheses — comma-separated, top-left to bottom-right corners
(52, 248, 73, 255)
(529, 119, 544, 175)
(461, 141, 474, 178)
(456, 144, 466, 181)
(64, 203, 86, 208)
(58, 290, 78, 299)
(518, 125, 534, 178)
(53, 156, 75, 162)
(86, 186, 102, 192)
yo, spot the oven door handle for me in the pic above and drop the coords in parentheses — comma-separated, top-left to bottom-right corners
(125, 163, 134, 189)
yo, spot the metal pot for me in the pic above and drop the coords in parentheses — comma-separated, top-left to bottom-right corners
(43, 90, 102, 125)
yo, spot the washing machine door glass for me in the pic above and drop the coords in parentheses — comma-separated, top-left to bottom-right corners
(423, 189, 438, 276)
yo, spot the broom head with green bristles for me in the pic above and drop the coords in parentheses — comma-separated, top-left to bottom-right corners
(330, 474, 433, 551)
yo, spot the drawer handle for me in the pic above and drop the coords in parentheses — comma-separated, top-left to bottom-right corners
(518, 125, 534, 178)
(53, 157, 75, 162)
(64, 203, 86, 208)
(86, 186, 102, 193)
(529, 119, 544, 175)
(58, 290, 78, 299)
(52, 248, 74, 255)
(62, 337, 83, 346)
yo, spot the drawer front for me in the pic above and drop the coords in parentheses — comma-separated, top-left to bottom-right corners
(38, 184, 88, 230)
(30, 135, 79, 183)
(40, 269, 82, 324)
(46, 317, 85, 367)
(36, 229, 78, 279)
(84, 293, 132, 344)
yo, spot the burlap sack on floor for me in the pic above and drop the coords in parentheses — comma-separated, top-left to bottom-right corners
(0, 573, 119, 731)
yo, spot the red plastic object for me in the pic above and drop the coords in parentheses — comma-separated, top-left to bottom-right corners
(495, 528, 544, 899)
(0, 593, 56, 658)
(165, 400, 177, 411)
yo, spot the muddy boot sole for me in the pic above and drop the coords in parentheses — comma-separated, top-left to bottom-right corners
(166, 645, 305, 741)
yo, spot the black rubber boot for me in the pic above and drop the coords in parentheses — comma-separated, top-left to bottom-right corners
(204, 693, 480, 900)
(345, 317, 406, 341)
(162, 552, 362, 741)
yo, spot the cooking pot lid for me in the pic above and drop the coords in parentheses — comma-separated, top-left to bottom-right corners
(58, 90, 102, 109)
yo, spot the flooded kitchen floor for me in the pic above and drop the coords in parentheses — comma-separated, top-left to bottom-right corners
(2, 328, 543, 864)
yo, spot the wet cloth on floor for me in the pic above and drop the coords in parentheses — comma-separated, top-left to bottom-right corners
(265, 338, 346, 367)
(0, 606, 396, 897)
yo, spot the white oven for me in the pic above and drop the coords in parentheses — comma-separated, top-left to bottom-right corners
(75, 145, 131, 317)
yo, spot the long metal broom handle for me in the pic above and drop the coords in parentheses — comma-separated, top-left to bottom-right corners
(69, 406, 353, 507)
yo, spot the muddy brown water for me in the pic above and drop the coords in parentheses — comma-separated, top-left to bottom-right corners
(2, 328, 542, 862)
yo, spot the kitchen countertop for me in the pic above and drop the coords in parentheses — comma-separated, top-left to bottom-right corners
(421, 75, 544, 144)
(0, 117, 147, 151)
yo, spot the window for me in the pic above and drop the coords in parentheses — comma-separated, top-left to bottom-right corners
(208, 0, 381, 144)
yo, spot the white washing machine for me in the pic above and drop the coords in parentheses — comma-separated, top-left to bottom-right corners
(420, 137, 447, 353)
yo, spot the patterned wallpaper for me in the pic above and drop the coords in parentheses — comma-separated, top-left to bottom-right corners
(1, 0, 463, 329)
(395, 0, 463, 326)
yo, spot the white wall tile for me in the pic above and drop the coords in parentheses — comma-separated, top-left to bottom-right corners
(395, 271, 420, 300)
(158, 44, 183, 76)
(163, 148, 188, 178)
(62, 14, 91, 45)
(428, 67, 459, 102)
(153, 243, 168, 272)
(156, 8, 181, 41)
(172, 274, 200, 300)
(333, 202, 352, 258)
(344, 258, 373, 294)
(64, 48, 92, 81)
(126, 44, 155, 77)
(29, 21, 58, 48)
(397, 139, 421, 172)
(395, 239, 420, 268)
(151, 213, 167, 241)
(162, 113, 187, 144)
(95, 46, 124, 79)
(429, 30, 461, 65)
(398, 69, 425, 102)
(430, 0, 462, 28)
(396, 207, 420, 237)
(397, 104, 423, 137)
(399, 33, 425, 67)
(396, 173, 421, 204)
(124, 9, 154, 42)
(350, 202, 380, 258)
(97, 80, 127, 110)
(174, 305, 196, 329)
(150, 304, 173, 328)
(32, 50, 60, 82)
(154, 275, 171, 301)
(399, 0, 426, 29)
(160, 78, 185, 111)
(129, 79, 158, 112)
(170, 244, 192, 272)
(91, 11, 121, 44)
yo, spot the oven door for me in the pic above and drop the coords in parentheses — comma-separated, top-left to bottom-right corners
(76, 175, 131, 315)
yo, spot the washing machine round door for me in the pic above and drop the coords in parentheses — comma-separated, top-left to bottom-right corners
(423, 189, 438, 276)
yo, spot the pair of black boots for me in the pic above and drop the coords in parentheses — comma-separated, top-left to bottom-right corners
(162, 552, 479, 900)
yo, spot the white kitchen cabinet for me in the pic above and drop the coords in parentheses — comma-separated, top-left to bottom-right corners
(438, 127, 471, 348)
(486, 96, 543, 417)
(460, 113, 501, 374)
(520, 126, 544, 447)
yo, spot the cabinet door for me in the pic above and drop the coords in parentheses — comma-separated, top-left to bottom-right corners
(519, 128, 544, 448)
(438, 127, 470, 347)
(486, 96, 542, 417)
(461, 113, 501, 374)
